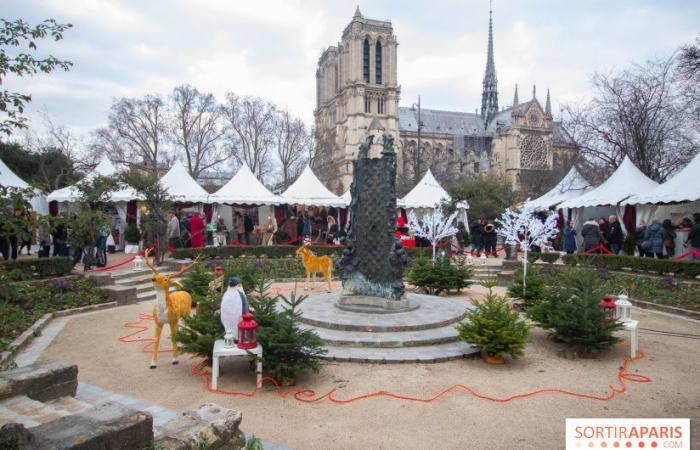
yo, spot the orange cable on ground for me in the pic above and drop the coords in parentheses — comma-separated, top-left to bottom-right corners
(118, 313, 652, 404)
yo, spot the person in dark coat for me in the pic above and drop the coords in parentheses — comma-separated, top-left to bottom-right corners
(469, 220, 484, 255)
(581, 218, 602, 252)
(563, 221, 577, 254)
(662, 219, 676, 258)
(685, 213, 700, 261)
(642, 220, 665, 259)
(635, 221, 649, 257)
(482, 222, 498, 257)
(607, 215, 624, 254)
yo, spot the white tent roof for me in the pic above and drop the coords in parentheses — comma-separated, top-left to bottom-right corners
(560, 157, 658, 208)
(527, 166, 593, 211)
(623, 153, 700, 205)
(398, 169, 454, 209)
(46, 156, 141, 203)
(160, 160, 211, 203)
(210, 164, 280, 205)
(0, 158, 30, 188)
(341, 189, 351, 204)
(281, 166, 345, 207)
(1, 158, 48, 214)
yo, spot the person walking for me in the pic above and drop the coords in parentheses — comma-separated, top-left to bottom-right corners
(326, 216, 339, 244)
(261, 216, 277, 246)
(482, 222, 498, 257)
(215, 217, 228, 247)
(296, 214, 305, 245)
(643, 220, 666, 259)
(167, 211, 181, 250)
(189, 212, 206, 248)
(469, 219, 484, 256)
(581, 218, 602, 252)
(95, 225, 109, 267)
(608, 215, 624, 255)
(233, 212, 245, 244)
(563, 221, 577, 254)
(243, 212, 254, 245)
(635, 221, 649, 257)
(37, 219, 51, 257)
(662, 219, 676, 258)
(686, 213, 700, 261)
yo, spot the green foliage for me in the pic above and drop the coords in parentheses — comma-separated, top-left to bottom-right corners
(457, 290, 530, 358)
(120, 169, 172, 264)
(562, 253, 700, 279)
(528, 268, 623, 356)
(177, 269, 326, 384)
(0, 185, 34, 241)
(0, 276, 108, 351)
(539, 253, 560, 264)
(245, 435, 264, 450)
(0, 142, 81, 191)
(507, 265, 548, 307)
(449, 173, 521, 220)
(180, 262, 214, 306)
(0, 256, 73, 279)
(405, 257, 472, 295)
(124, 222, 141, 243)
(0, 433, 21, 450)
(526, 252, 540, 264)
(1, 18, 73, 135)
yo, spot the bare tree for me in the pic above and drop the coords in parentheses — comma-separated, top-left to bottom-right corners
(677, 37, 700, 130)
(99, 95, 168, 172)
(274, 110, 311, 190)
(563, 57, 697, 182)
(221, 93, 276, 181)
(311, 126, 344, 193)
(169, 85, 228, 179)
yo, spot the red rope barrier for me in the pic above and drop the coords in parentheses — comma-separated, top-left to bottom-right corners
(118, 313, 652, 405)
(674, 248, 700, 260)
(93, 256, 136, 272)
(584, 244, 613, 255)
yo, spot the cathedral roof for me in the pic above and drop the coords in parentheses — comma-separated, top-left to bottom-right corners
(552, 122, 576, 146)
(399, 107, 484, 136)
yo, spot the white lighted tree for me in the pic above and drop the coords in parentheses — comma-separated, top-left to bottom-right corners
(407, 204, 459, 261)
(496, 203, 558, 296)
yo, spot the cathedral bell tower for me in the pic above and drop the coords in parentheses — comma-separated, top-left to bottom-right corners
(313, 8, 400, 193)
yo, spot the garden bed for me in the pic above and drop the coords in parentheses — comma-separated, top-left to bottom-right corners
(0, 276, 110, 353)
(171, 244, 432, 261)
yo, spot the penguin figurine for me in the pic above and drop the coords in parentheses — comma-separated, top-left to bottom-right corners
(220, 276, 249, 348)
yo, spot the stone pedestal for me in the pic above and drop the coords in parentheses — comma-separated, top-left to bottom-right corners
(336, 295, 417, 313)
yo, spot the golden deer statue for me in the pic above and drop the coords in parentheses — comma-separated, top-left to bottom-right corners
(144, 249, 197, 369)
(296, 245, 333, 292)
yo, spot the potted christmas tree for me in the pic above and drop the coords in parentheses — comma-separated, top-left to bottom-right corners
(124, 222, 141, 254)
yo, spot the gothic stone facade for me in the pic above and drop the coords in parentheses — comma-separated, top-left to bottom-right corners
(313, 8, 577, 196)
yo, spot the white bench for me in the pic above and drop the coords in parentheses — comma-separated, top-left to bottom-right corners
(211, 339, 263, 390)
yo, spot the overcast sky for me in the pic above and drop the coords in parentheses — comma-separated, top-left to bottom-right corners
(4, 0, 699, 137)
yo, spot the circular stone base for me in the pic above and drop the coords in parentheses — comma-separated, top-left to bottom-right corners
(335, 295, 419, 314)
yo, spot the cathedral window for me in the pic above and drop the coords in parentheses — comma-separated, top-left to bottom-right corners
(473, 162, 480, 172)
(375, 41, 382, 84)
(378, 96, 385, 114)
(363, 39, 370, 83)
(364, 95, 371, 113)
(519, 134, 549, 169)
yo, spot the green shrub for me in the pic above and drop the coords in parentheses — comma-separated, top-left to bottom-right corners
(223, 258, 305, 284)
(539, 253, 560, 264)
(124, 222, 141, 244)
(562, 253, 700, 279)
(180, 262, 215, 307)
(457, 291, 530, 359)
(405, 257, 472, 295)
(507, 266, 547, 307)
(526, 252, 540, 264)
(528, 268, 623, 356)
(0, 257, 73, 279)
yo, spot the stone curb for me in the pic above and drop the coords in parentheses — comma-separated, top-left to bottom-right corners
(629, 298, 700, 321)
(1, 301, 119, 367)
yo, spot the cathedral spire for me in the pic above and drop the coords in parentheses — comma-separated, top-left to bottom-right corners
(512, 84, 519, 112)
(480, 2, 498, 125)
(532, 84, 537, 100)
(354, 6, 362, 18)
(545, 88, 552, 118)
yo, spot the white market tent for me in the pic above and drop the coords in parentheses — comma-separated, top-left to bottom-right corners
(210, 164, 280, 205)
(46, 156, 141, 204)
(527, 166, 593, 211)
(623, 152, 700, 205)
(341, 189, 351, 205)
(159, 160, 211, 203)
(0, 158, 48, 214)
(398, 169, 469, 225)
(559, 157, 658, 209)
(280, 166, 345, 207)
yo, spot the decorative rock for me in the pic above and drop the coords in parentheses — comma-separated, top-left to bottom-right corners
(101, 284, 138, 305)
(156, 404, 245, 450)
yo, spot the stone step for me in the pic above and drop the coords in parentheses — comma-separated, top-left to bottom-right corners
(114, 273, 155, 286)
(45, 396, 94, 416)
(297, 293, 471, 332)
(0, 395, 64, 427)
(321, 341, 479, 363)
(111, 268, 157, 281)
(300, 323, 461, 348)
(136, 291, 156, 302)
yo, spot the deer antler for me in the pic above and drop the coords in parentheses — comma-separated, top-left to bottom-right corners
(143, 248, 158, 274)
(170, 254, 200, 278)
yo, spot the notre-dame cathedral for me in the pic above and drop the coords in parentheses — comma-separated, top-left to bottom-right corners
(313, 7, 578, 196)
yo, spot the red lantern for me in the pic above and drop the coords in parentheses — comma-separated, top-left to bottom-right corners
(599, 295, 617, 323)
(214, 265, 223, 276)
(237, 313, 258, 349)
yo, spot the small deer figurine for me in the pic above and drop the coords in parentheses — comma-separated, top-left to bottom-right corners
(295, 244, 333, 292)
(144, 249, 197, 369)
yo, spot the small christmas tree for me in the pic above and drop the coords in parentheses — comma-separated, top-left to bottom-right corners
(175, 290, 224, 364)
(180, 262, 214, 306)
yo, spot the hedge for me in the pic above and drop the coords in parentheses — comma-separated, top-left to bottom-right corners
(562, 253, 700, 279)
(172, 244, 433, 261)
(0, 257, 74, 279)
